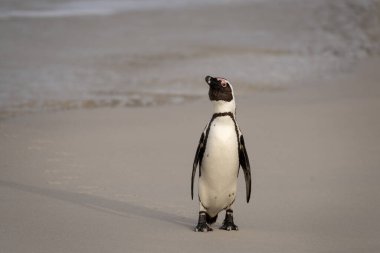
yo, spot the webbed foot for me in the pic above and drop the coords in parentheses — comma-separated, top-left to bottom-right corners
(220, 209, 238, 231)
(194, 211, 213, 232)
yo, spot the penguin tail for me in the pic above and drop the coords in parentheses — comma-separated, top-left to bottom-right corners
(206, 213, 218, 225)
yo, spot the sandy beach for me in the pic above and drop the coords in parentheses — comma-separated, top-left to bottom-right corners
(1, 1, 380, 252)
(1, 57, 380, 252)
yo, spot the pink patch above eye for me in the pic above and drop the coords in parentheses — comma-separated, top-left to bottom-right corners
(221, 80, 228, 87)
(216, 77, 229, 87)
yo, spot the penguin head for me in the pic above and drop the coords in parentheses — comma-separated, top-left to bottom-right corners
(205, 76, 234, 102)
(205, 75, 236, 113)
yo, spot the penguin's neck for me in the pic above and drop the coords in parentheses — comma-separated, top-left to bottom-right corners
(212, 99, 236, 116)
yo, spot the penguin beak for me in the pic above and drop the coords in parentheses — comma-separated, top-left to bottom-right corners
(205, 75, 215, 86)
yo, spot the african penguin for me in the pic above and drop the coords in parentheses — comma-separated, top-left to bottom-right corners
(191, 75, 252, 232)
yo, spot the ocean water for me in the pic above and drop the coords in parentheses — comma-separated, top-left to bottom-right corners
(0, 0, 257, 18)
(0, 0, 379, 118)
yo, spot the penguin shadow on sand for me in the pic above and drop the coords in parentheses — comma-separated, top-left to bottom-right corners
(0, 180, 194, 229)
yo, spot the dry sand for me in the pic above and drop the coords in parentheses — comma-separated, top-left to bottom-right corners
(1, 57, 380, 252)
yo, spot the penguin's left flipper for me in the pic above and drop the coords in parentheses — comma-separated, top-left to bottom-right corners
(239, 134, 252, 203)
(191, 130, 206, 200)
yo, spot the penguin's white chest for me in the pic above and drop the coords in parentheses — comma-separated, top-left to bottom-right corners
(199, 116, 239, 215)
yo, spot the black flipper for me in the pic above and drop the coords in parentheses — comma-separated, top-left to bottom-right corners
(239, 135, 252, 203)
(191, 132, 206, 199)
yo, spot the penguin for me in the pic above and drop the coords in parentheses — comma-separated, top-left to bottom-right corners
(191, 75, 252, 232)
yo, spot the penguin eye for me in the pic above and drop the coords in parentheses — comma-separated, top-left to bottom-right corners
(221, 82, 228, 88)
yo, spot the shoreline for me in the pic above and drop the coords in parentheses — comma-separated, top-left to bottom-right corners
(2, 55, 379, 121)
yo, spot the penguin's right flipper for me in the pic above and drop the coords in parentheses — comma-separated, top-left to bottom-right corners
(191, 130, 206, 199)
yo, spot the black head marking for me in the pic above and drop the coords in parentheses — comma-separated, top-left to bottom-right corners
(205, 75, 233, 102)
